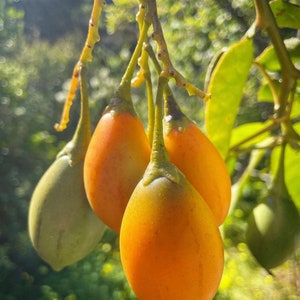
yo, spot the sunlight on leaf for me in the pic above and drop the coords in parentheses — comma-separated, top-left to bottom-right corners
(205, 38, 254, 158)
(270, 0, 300, 29)
(256, 38, 300, 72)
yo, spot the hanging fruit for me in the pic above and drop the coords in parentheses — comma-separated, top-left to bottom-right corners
(120, 76, 224, 300)
(144, 43, 230, 225)
(163, 87, 231, 226)
(83, 99, 151, 233)
(83, 4, 151, 233)
(28, 67, 106, 271)
(246, 143, 300, 271)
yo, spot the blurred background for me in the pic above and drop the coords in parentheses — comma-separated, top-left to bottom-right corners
(0, 0, 299, 299)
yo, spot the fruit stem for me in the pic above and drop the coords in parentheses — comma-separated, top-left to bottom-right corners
(144, 42, 190, 131)
(116, 4, 151, 103)
(143, 75, 180, 185)
(273, 141, 287, 195)
(132, 43, 155, 145)
(57, 65, 91, 166)
(229, 149, 265, 215)
(144, 51, 155, 146)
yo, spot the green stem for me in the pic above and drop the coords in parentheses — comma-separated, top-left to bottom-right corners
(57, 65, 91, 166)
(254, 61, 280, 106)
(254, 0, 300, 117)
(150, 76, 169, 165)
(116, 5, 151, 102)
(144, 59, 155, 146)
(74, 65, 92, 151)
(272, 141, 288, 198)
(229, 149, 265, 215)
(143, 76, 180, 185)
(229, 120, 280, 153)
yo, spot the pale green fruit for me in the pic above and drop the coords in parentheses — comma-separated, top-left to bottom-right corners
(28, 66, 105, 271)
(28, 156, 106, 271)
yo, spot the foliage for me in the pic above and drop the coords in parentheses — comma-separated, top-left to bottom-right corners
(1, 0, 300, 299)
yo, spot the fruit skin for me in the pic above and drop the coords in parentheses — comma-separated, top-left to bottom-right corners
(84, 102, 151, 233)
(28, 156, 106, 271)
(120, 172, 224, 300)
(246, 183, 300, 270)
(164, 120, 231, 225)
(28, 66, 105, 271)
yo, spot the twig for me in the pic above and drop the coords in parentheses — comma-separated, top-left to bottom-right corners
(55, 0, 106, 131)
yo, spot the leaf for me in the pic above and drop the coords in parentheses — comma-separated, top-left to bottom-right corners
(256, 38, 300, 72)
(205, 38, 254, 158)
(270, 0, 300, 29)
(258, 80, 300, 103)
(257, 79, 281, 102)
(230, 121, 273, 150)
(291, 99, 300, 119)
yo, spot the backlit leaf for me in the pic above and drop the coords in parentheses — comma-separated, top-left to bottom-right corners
(256, 38, 300, 72)
(205, 38, 254, 158)
(270, 0, 300, 29)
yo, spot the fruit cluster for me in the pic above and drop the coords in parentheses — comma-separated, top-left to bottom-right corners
(28, 1, 300, 298)
(28, 1, 232, 299)
(29, 1, 231, 299)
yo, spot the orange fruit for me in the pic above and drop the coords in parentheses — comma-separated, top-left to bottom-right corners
(84, 107, 150, 233)
(164, 120, 231, 225)
(120, 170, 224, 300)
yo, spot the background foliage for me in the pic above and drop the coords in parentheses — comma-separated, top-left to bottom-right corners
(0, 0, 299, 299)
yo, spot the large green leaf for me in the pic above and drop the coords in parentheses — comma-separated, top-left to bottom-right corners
(256, 38, 300, 72)
(270, 0, 300, 29)
(205, 38, 254, 158)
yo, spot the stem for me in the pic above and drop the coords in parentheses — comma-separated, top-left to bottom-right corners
(151, 76, 169, 166)
(229, 120, 280, 153)
(73, 66, 92, 152)
(144, 54, 155, 145)
(145, 0, 209, 100)
(254, 0, 300, 118)
(254, 61, 280, 106)
(145, 42, 187, 123)
(274, 141, 286, 187)
(55, 0, 105, 131)
(116, 4, 151, 102)
(229, 149, 265, 215)
(143, 75, 180, 185)
(130, 42, 155, 144)
(57, 66, 91, 166)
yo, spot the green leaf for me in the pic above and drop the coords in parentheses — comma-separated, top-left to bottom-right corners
(257, 79, 280, 102)
(230, 121, 273, 150)
(291, 99, 300, 119)
(258, 81, 300, 103)
(205, 38, 254, 158)
(270, 0, 300, 29)
(256, 38, 300, 72)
